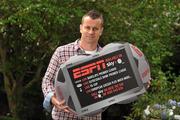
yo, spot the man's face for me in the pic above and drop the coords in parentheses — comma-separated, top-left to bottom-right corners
(80, 16, 103, 44)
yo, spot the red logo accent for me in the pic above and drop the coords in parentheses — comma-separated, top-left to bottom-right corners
(142, 68, 150, 79)
(131, 45, 143, 57)
(73, 60, 106, 79)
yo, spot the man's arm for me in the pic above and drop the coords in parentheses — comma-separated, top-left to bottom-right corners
(41, 47, 72, 113)
(41, 48, 60, 111)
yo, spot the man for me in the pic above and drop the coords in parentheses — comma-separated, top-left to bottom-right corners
(42, 10, 103, 120)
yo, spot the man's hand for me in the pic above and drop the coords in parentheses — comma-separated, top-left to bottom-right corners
(51, 94, 70, 113)
(146, 79, 151, 89)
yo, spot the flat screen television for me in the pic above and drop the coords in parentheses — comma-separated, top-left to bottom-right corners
(55, 43, 146, 116)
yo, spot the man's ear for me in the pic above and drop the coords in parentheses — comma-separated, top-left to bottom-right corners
(80, 24, 82, 33)
(100, 27, 104, 36)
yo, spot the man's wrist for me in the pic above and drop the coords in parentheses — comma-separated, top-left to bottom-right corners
(43, 92, 54, 112)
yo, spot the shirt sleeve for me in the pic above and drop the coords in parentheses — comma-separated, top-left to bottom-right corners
(41, 47, 61, 111)
(43, 92, 54, 112)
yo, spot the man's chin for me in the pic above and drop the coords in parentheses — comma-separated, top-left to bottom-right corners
(87, 37, 96, 41)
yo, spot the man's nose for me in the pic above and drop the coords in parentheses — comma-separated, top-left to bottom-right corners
(88, 28, 94, 34)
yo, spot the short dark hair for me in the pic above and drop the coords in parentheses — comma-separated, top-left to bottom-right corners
(81, 10, 104, 27)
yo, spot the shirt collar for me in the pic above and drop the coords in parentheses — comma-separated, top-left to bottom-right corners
(74, 39, 102, 53)
(74, 39, 80, 51)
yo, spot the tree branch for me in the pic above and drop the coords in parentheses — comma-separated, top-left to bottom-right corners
(24, 63, 43, 90)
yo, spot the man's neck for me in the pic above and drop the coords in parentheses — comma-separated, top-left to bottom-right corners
(79, 40, 98, 51)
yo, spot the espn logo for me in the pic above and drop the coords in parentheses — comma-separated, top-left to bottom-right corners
(72, 60, 106, 79)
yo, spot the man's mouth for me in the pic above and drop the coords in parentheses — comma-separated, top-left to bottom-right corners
(87, 35, 95, 38)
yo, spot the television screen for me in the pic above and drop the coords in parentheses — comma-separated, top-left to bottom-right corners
(67, 48, 139, 107)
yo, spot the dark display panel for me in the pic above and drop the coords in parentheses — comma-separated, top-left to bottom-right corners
(67, 48, 138, 107)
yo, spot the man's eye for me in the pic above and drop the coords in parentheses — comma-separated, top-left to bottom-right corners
(85, 26, 90, 30)
(93, 28, 98, 31)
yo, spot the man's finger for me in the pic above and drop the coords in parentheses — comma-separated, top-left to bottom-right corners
(64, 108, 70, 113)
(57, 105, 69, 112)
(59, 99, 66, 105)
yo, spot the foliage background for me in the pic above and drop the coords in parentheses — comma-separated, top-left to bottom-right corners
(0, 0, 179, 120)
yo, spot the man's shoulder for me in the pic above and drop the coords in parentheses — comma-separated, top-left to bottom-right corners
(56, 41, 77, 51)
